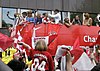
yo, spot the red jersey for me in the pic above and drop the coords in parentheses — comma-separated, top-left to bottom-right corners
(42, 17, 49, 23)
(30, 50, 54, 71)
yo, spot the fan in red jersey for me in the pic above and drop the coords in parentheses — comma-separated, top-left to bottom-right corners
(18, 40, 54, 71)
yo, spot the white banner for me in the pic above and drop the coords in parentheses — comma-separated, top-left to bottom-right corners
(32, 36, 49, 49)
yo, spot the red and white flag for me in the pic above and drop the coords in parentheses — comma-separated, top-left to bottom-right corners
(71, 49, 95, 71)
(14, 31, 23, 51)
(71, 37, 95, 71)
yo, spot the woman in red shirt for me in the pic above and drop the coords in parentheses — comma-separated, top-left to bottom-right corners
(18, 40, 54, 71)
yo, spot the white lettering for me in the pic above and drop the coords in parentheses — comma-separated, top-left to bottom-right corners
(34, 54, 47, 60)
(84, 36, 88, 42)
(84, 36, 97, 43)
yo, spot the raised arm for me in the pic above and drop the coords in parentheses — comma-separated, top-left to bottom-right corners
(66, 51, 72, 71)
(48, 13, 58, 18)
(89, 18, 93, 26)
(7, 12, 15, 20)
(18, 42, 31, 50)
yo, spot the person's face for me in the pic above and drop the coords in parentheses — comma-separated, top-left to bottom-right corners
(51, 18, 54, 21)
(54, 11, 57, 14)
(65, 18, 69, 22)
(84, 15, 89, 19)
(22, 14, 26, 18)
(75, 16, 79, 20)
(37, 14, 41, 18)
(28, 13, 32, 17)
(66, 18, 69, 21)
(45, 13, 48, 17)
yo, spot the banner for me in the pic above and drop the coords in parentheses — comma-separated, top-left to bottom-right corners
(57, 25, 100, 46)
(16, 23, 100, 55)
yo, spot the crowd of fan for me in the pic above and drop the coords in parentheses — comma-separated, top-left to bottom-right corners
(7, 9, 100, 29)
(1, 40, 100, 71)
(0, 9, 99, 71)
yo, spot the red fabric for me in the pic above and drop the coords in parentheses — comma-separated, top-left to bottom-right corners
(47, 23, 61, 35)
(0, 33, 13, 50)
(71, 37, 83, 64)
(43, 17, 49, 22)
(16, 23, 34, 44)
(48, 34, 57, 46)
(57, 25, 100, 46)
(15, 23, 34, 55)
(16, 23, 100, 56)
(48, 37, 58, 56)
(70, 48, 84, 64)
(21, 24, 34, 55)
(16, 22, 34, 38)
(30, 50, 54, 71)
(16, 23, 100, 46)
(96, 35, 100, 44)
(73, 37, 80, 49)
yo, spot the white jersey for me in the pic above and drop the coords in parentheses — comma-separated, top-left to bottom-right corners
(49, 13, 61, 24)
